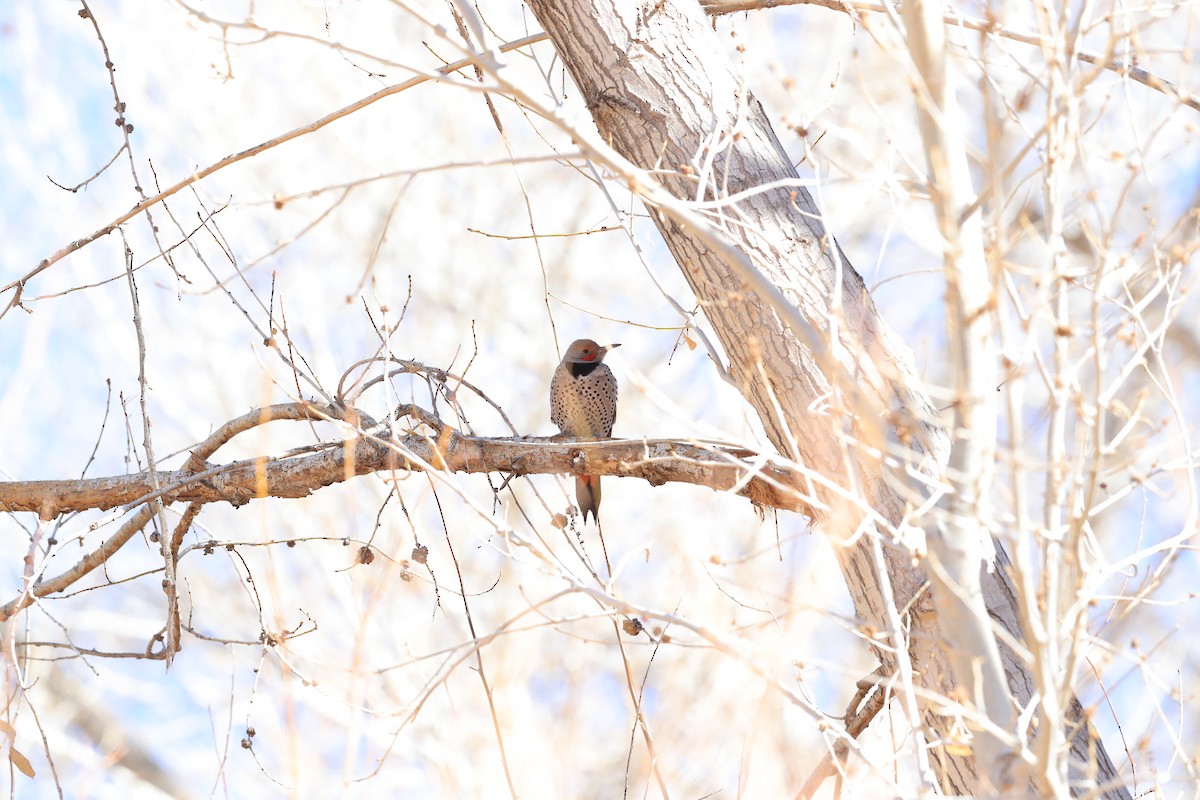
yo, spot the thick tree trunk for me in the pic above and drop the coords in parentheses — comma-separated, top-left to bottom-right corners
(518, 0, 1129, 795)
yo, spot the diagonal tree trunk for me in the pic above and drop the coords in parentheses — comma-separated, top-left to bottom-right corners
(517, 0, 1130, 795)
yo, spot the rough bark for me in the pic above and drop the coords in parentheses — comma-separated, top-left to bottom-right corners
(517, 0, 1129, 795)
(0, 431, 803, 517)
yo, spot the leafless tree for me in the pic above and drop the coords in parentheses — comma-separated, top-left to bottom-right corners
(0, 0, 1195, 796)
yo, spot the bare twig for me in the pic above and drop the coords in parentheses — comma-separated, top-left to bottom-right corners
(5, 31, 551, 319)
(700, 0, 1200, 113)
(0, 505, 156, 623)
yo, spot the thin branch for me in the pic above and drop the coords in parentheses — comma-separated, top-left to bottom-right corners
(700, 0, 1200, 113)
(0, 505, 156, 623)
(4, 31, 551, 319)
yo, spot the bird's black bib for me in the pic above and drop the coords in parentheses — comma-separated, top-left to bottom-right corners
(570, 362, 602, 378)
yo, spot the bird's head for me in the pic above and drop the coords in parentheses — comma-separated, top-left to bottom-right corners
(563, 339, 620, 364)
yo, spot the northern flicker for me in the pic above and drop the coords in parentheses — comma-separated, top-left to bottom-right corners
(550, 338, 620, 523)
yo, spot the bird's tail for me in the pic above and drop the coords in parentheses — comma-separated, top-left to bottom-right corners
(576, 475, 601, 524)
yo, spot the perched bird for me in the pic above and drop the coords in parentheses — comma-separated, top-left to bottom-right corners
(550, 338, 620, 523)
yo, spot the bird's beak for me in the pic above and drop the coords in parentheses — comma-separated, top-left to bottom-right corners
(607, 343, 622, 350)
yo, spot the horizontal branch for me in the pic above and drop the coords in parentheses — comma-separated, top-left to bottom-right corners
(0, 425, 812, 519)
(0, 402, 810, 625)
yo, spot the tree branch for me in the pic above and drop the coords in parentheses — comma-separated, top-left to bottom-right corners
(0, 408, 810, 518)
(701, 0, 1200, 114)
